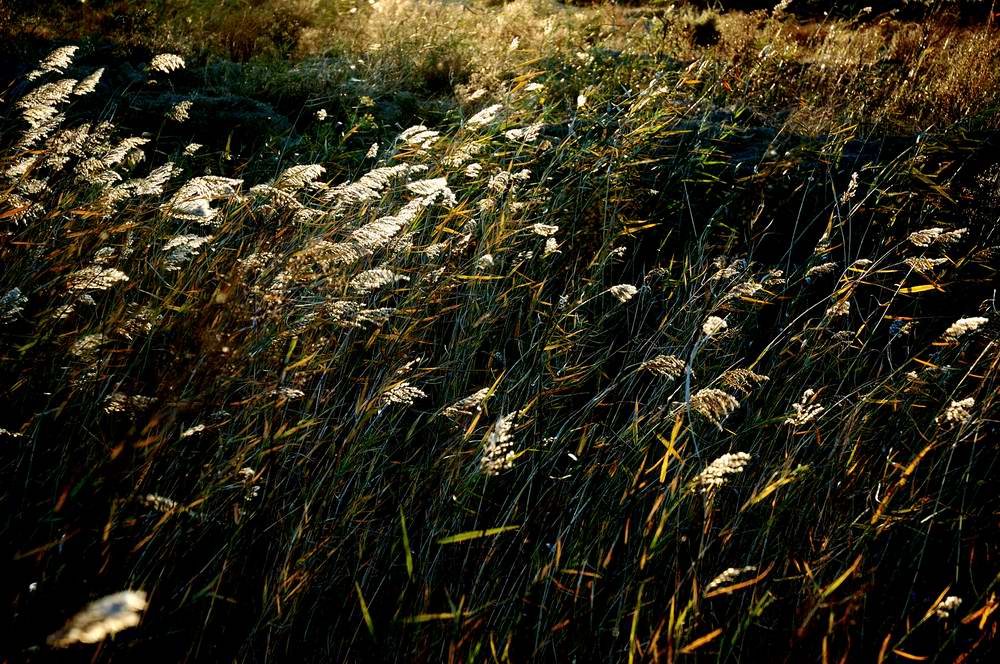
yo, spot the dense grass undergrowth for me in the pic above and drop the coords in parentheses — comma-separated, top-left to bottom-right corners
(2, 1, 999, 661)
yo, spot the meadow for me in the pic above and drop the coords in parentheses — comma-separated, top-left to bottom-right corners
(1, 1, 999, 661)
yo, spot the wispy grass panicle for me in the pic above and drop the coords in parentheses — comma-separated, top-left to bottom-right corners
(937, 398, 974, 426)
(689, 388, 740, 429)
(785, 389, 825, 428)
(442, 388, 489, 422)
(481, 412, 519, 476)
(27, 45, 78, 80)
(702, 316, 728, 337)
(942, 317, 988, 340)
(16, 78, 76, 128)
(640, 354, 687, 380)
(47, 591, 148, 647)
(933, 595, 963, 619)
(607, 284, 638, 303)
(704, 566, 757, 594)
(696, 452, 751, 493)
(149, 53, 185, 73)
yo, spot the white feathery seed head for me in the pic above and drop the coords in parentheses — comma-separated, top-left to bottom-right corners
(379, 382, 426, 407)
(67, 266, 129, 292)
(274, 164, 326, 191)
(144, 494, 180, 513)
(908, 227, 967, 248)
(531, 223, 560, 237)
(640, 354, 687, 380)
(904, 256, 948, 272)
(150, 53, 185, 73)
(720, 368, 770, 395)
(826, 299, 850, 318)
(937, 397, 974, 426)
(17, 78, 76, 128)
(702, 316, 728, 337)
(907, 227, 942, 247)
(785, 389, 825, 427)
(349, 267, 407, 295)
(505, 123, 544, 143)
(397, 125, 439, 150)
(28, 46, 79, 80)
(405, 177, 457, 207)
(73, 68, 104, 96)
(47, 590, 148, 647)
(481, 412, 519, 475)
(166, 100, 192, 122)
(696, 452, 751, 493)
(163, 234, 213, 271)
(466, 104, 503, 128)
(442, 388, 489, 421)
(942, 317, 988, 340)
(804, 261, 839, 280)
(705, 566, 757, 594)
(103, 393, 154, 414)
(164, 176, 242, 223)
(475, 254, 495, 271)
(325, 164, 412, 206)
(608, 284, 638, 303)
(690, 388, 740, 428)
(324, 300, 395, 329)
(933, 595, 962, 619)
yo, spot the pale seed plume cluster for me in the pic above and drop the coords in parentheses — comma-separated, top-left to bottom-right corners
(704, 566, 757, 594)
(47, 591, 148, 647)
(696, 452, 751, 493)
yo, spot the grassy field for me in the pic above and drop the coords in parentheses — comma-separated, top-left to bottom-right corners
(2, 1, 999, 661)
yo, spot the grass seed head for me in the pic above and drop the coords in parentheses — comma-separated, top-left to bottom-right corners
(28, 46, 79, 81)
(481, 412, 519, 476)
(608, 284, 638, 303)
(942, 317, 988, 340)
(702, 315, 728, 337)
(640, 354, 687, 380)
(696, 452, 751, 493)
(47, 590, 148, 647)
(150, 53, 186, 73)
(933, 595, 962, 619)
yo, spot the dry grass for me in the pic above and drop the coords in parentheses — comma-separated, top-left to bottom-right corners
(2, 2, 1000, 662)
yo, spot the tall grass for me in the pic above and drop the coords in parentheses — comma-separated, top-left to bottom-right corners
(2, 2, 999, 661)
